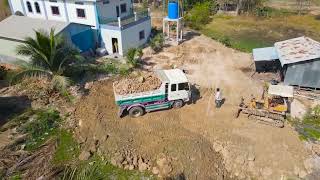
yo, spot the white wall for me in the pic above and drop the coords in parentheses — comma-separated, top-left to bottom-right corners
(121, 18, 151, 55)
(97, 0, 133, 20)
(65, 0, 98, 28)
(100, 25, 123, 55)
(100, 18, 151, 56)
(43, 0, 68, 22)
(9, 0, 25, 15)
(21, 0, 47, 19)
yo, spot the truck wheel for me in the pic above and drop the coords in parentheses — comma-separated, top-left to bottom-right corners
(172, 100, 184, 109)
(129, 106, 144, 118)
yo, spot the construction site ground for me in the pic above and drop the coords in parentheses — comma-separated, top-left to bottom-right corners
(75, 34, 318, 179)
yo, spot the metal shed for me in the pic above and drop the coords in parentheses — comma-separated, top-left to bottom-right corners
(252, 47, 281, 72)
(275, 37, 320, 89)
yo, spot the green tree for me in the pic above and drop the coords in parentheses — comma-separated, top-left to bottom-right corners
(185, 2, 213, 30)
(150, 33, 164, 52)
(13, 29, 83, 92)
(126, 48, 143, 68)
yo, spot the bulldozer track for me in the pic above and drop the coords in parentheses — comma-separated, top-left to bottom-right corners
(239, 108, 285, 128)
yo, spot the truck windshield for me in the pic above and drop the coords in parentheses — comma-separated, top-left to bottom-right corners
(178, 83, 189, 91)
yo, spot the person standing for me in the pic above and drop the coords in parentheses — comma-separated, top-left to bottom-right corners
(215, 88, 223, 108)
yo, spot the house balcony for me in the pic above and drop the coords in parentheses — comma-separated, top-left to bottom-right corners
(99, 9, 150, 30)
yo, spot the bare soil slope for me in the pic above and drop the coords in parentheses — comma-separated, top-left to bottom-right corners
(75, 35, 314, 179)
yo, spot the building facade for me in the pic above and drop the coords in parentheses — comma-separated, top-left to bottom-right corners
(8, 0, 151, 56)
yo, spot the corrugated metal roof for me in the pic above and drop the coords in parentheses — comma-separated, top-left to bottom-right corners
(284, 59, 320, 88)
(252, 47, 279, 61)
(0, 15, 69, 41)
(275, 36, 320, 66)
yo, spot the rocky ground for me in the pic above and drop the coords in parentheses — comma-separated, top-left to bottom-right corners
(74, 34, 320, 179)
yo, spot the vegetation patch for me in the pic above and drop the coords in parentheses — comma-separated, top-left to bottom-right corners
(289, 105, 320, 142)
(61, 156, 155, 180)
(53, 130, 80, 165)
(17, 109, 61, 150)
(202, 14, 320, 52)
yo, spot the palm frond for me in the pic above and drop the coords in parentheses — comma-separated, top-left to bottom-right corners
(11, 66, 52, 85)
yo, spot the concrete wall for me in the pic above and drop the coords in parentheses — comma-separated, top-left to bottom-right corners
(97, 0, 133, 20)
(9, 0, 99, 28)
(21, 0, 47, 19)
(65, 0, 98, 27)
(9, 0, 25, 15)
(121, 18, 151, 55)
(100, 25, 123, 55)
(100, 18, 151, 56)
(43, 0, 68, 22)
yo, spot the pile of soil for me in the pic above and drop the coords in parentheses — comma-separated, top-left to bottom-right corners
(114, 73, 162, 95)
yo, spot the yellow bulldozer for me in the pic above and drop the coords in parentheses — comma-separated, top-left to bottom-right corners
(235, 84, 294, 128)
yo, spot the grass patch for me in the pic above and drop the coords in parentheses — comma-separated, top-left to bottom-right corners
(202, 15, 320, 52)
(53, 130, 80, 165)
(289, 105, 320, 142)
(61, 156, 156, 180)
(17, 109, 61, 150)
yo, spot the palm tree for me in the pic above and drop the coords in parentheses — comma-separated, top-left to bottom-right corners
(13, 28, 82, 92)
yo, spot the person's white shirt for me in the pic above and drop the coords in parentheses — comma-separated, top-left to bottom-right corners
(215, 91, 222, 101)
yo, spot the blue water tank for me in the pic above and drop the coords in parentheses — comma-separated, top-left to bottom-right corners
(168, 2, 179, 19)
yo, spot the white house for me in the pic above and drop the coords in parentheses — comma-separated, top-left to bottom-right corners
(6, 0, 151, 56)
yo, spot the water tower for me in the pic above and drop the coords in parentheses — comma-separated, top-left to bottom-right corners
(162, 0, 183, 45)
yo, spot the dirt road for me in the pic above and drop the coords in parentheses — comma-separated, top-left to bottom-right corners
(75, 35, 314, 179)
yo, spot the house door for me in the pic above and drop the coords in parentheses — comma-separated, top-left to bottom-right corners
(116, 6, 120, 17)
(112, 38, 119, 53)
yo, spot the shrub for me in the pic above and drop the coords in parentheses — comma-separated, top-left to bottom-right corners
(185, 2, 213, 30)
(219, 36, 232, 47)
(126, 48, 143, 68)
(119, 66, 130, 76)
(150, 33, 164, 52)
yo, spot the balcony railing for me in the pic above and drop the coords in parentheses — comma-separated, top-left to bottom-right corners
(99, 9, 150, 28)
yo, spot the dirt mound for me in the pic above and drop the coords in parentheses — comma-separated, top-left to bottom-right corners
(114, 73, 162, 95)
(74, 80, 234, 179)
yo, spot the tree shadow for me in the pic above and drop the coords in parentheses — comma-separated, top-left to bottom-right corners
(0, 96, 31, 127)
(182, 31, 201, 42)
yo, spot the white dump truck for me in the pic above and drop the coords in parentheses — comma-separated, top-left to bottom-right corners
(113, 69, 192, 118)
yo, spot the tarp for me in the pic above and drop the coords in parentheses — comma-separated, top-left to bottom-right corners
(268, 85, 294, 98)
(252, 47, 279, 62)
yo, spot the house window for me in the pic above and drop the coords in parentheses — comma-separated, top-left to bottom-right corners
(171, 84, 177, 92)
(51, 6, 60, 15)
(26, 1, 32, 13)
(35, 2, 41, 13)
(76, 8, 86, 18)
(102, 0, 109, 4)
(120, 3, 127, 13)
(75, 1, 84, 5)
(139, 30, 145, 40)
